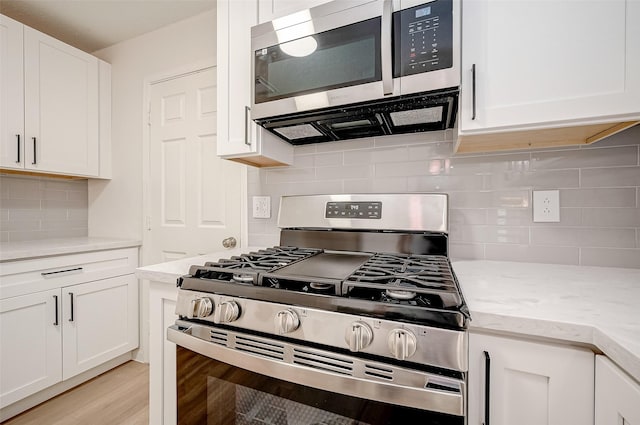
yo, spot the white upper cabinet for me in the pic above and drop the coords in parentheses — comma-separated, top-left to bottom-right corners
(457, 0, 640, 153)
(258, 0, 331, 22)
(23, 27, 99, 176)
(0, 14, 110, 178)
(0, 15, 25, 170)
(216, 0, 293, 167)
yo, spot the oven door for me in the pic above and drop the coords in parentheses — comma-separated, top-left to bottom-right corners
(169, 322, 465, 425)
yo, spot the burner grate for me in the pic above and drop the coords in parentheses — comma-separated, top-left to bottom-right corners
(343, 254, 461, 308)
(186, 246, 322, 285)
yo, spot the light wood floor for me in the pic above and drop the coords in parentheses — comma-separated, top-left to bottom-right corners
(2, 361, 149, 425)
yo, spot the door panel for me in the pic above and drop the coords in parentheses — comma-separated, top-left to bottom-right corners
(148, 67, 244, 265)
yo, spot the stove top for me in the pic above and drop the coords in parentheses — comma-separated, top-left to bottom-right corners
(179, 245, 469, 330)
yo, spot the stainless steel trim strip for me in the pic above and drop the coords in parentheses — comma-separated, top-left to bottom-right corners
(168, 324, 465, 416)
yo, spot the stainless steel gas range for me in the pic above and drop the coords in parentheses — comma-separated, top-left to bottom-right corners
(168, 193, 470, 425)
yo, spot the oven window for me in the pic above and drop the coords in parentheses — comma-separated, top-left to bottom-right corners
(254, 18, 382, 104)
(177, 346, 463, 425)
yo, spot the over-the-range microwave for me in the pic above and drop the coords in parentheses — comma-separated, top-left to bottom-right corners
(250, 0, 460, 145)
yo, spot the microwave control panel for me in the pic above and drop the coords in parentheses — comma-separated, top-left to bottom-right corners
(393, 0, 454, 77)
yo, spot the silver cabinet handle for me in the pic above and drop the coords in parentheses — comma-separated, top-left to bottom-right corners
(381, 0, 393, 95)
(53, 295, 59, 326)
(244, 106, 251, 146)
(68, 292, 74, 322)
(471, 64, 477, 120)
(16, 134, 20, 163)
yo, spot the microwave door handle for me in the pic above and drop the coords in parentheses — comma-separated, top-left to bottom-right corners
(381, 0, 393, 95)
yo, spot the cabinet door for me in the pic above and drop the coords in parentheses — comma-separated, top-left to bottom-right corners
(0, 14, 24, 170)
(62, 275, 138, 379)
(258, 0, 331, 22)
(0, 289, 62, 408)
(216, 0, 259, 157)
(460, 0, 640, 133)
(216, 0, 293, 166)
(595, 356, 640, 425)
(468, 332, 594, 425)
(23, 27, 99, 176)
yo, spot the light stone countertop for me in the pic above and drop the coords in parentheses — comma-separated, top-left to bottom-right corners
(0, 237, 142, 262)
(137, 254, 640, 382)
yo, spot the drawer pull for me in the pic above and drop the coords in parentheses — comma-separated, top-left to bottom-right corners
(41, 267, 83, 277)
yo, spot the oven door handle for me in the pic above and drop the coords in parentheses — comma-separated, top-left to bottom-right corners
(168, 324, 465, 417)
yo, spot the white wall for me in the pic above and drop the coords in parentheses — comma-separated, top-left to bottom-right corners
(88, 9, 216, 244)
(87, 9, 216, 362)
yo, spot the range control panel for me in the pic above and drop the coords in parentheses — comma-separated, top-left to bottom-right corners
(325, 201, 382, 219)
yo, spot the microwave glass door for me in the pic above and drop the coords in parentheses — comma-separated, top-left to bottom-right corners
(177, 346, 464, 425)
(254, 18, 382, 104)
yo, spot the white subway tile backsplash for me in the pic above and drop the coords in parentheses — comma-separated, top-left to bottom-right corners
(316, 138, 374, 152)
(531, 227, 636, 248)
(561, 188, 636, 207)
(0, 175, 88, 242)
(343, 177, 408, 193)
(314, 152, 344, 167)
(487, 169, 579, 190)
(581, 247, 640, 268)
(449, 242, 485, 260)
(249, 126, 640, 268)
(316, 164, 372, 181)
(265, 167, 316, 184)
(450, 209, 488, 226)
(407, 174, 484, 192)
(581, 166, 640, 188)
(532, 146, 638, 169)
(485, 244, 580, 265)
(344, 146, 408, 165)
(581, 208, 640, 227)
(407, 142, 455, 160)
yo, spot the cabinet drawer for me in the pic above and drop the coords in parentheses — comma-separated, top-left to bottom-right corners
(0, 248, 138, 299)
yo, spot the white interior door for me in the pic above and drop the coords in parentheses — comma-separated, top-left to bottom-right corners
(148, 67, 244, 265)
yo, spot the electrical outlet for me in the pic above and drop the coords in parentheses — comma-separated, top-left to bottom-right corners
(252, 196, 271, 219)
(533, 190, 560, 222)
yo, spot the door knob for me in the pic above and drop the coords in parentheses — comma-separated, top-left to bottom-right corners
(222, 237, 237, 249)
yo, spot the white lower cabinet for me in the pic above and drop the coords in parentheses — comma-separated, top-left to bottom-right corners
(595, 355, 640, 425)
(468, 332, 594, 425)
(62, 275, 138, 379)
(0, 248, 139, 414)
(0, 289, 62, 408)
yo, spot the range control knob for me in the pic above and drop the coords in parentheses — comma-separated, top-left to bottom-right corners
(345, 321, 373, 352)
(388, 329, 417, 360)
(274, 309, 300, 334)
(214, 301, 240, 323)
(188, 298, 214, 319)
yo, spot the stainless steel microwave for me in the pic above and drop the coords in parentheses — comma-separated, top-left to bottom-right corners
(250, 0, 460, 145)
